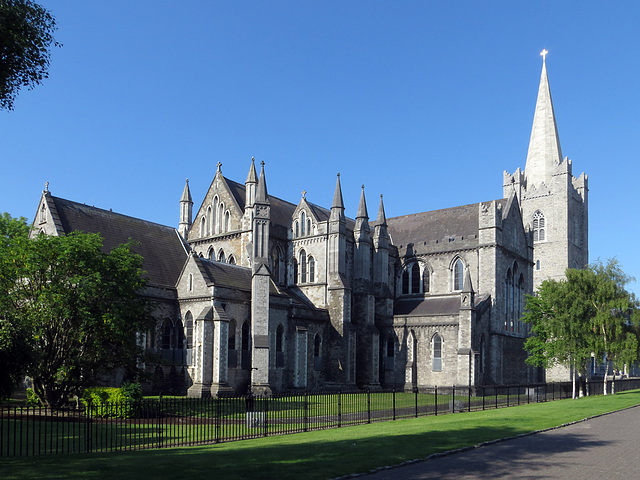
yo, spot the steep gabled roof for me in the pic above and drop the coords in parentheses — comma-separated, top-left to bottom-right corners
(386, 200, 508, 252)
(47, 195, 188, 288)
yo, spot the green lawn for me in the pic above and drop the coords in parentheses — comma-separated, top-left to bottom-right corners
(3, 390, 640, 480)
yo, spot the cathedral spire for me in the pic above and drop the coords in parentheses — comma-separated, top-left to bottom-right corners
(524, 50, 563, 188)
(356, 185, 368, 219)
(178, 178, 193, 239)
(330, 173, 345, 223)
(245, 157, 258, 208)
(376, 194, 387, 226)
(256, 161, 269, 204)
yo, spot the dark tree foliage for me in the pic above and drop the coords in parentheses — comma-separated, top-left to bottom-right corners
(0, 213, 154, 407)
(0, 0, 60, 110)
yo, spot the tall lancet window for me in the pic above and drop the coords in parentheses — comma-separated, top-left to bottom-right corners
(533, 210, 546, 242)
(453, 259, 464, 291)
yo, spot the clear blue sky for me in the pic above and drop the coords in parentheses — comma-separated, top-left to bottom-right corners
(2, 1, 639, 294)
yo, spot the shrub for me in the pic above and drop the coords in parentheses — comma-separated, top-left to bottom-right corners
(25, 388, 42, 407)
(81, 383, 142, 418)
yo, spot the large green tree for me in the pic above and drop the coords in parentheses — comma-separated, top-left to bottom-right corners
(523, 260, 639, 397)
(0, 214, 154, 408)
(0, 0, 60, 110)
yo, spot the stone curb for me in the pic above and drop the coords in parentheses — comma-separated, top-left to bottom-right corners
(330, 404, 640, 480)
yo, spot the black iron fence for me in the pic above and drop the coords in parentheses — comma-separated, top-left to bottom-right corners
(3, 378, 640, 457)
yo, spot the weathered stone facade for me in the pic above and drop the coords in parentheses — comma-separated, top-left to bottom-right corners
(30, 55, 587, 394)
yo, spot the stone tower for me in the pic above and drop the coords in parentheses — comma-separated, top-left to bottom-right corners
(504, 51, 588, 289)
(250, 161, 273, 394)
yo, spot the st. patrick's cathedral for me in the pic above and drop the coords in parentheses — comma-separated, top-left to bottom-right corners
(31, 55, 588, 395)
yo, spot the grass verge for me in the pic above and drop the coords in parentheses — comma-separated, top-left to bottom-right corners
(4, 390, 640, 480)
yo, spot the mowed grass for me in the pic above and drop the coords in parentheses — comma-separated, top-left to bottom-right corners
(4, 390, 640, 480)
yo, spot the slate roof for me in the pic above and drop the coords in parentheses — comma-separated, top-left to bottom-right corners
(195, 256, 318, 303)
(386, 200, 507, 255)
(47, 195, 188, 288)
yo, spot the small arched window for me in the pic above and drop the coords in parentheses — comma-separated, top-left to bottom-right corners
(188, 273, 193, 292)
(200, 216, 206, 237)
(224, 211, 230, 232)
(206, 206, 212, 235)
(207, 247, 214, 260)
(432, 334, 442, 371)
(294, 221, 299, 238)
(301, 212, 306, 236)
(453, 259, 464, 291)
(218, 249, 226, 263)
(423, 269, 430, 293)
(402, 269, 410, 295)
(533, 210, 546, 242)
(228, 255, 236, 265)
(307, 219, 312, 236)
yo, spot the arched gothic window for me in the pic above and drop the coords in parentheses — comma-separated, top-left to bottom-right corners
(314, 333, 322, 371)
(294, 221, 299, 238)
(228, 255, 236, 265)
(401, 262, 426, 295)
(453, 259, 464, 291)
(301, 212, 306, 236)
(218, 249, 226, 263)
(432, 334, 442, 371)
(207, 247, 214, 260)
(307, 219, 312, 236)
(423, 269, 430, 293)
(213, 197, 220, 233)
(533, 210, 546, 242)
(299, 249, 307, 283)
(224, 211, 230, 232)
(241, 321, 250, 369)
(228, 319, 237, 367)
(385, 336, 395, 371)
(411, 263, 420, 293)
(200, 216, 206, 237)
(275, 324, 285, 367)
(308, 255, 315, 283)
(218, 202, 225, 234)
(184, 311, 193, 350)
(207, 206, 212, 235)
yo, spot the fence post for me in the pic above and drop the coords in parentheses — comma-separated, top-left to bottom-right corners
(468, 385, 471, 412)
(367, 389, 371, 424)
(85, 404, 92, 453)
(393, 387, 396, 421)
(482, 386, 485, 411)
(338, 391, 342, 428)
(304, 391, 309, 432)
(263, 394, 269, 438)
(415, 387, 419, 418)
(157, 396, 163, 449)
(434, 386, 438, 416)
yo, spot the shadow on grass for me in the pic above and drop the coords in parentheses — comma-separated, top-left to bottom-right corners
(0, 420, 610, 480)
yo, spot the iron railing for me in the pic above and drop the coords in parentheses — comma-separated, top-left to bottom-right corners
(2, 377, 640, 457)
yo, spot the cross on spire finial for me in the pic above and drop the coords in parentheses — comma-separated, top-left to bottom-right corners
(540, 49, 548, 62)
(44, 181, 49, 192)
(216, 162, 222, 172)
(302, 190, 307, 199)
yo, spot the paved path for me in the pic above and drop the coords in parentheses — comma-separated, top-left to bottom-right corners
(360, 406, 640, 479)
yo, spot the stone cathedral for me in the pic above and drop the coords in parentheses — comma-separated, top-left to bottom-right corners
(31, 54, 588, 395)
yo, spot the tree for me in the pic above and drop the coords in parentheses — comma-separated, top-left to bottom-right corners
(0, 213, 154, 407)
(523, 260, 639, 398)
(0, 0, 60, 110)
